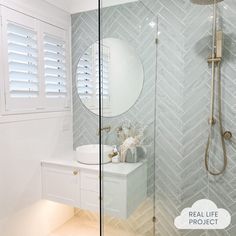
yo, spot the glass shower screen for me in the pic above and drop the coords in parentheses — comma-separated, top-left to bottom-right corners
(99, 1, 158, 236)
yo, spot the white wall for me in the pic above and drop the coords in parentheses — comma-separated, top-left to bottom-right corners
(0, 114, 74, 236)
(42, 0, 71, 13)
(70, 0, 138, 13)
(45, 0, 138, 14)
(0, 1, 74, 236)
(0, 0, 70, 28)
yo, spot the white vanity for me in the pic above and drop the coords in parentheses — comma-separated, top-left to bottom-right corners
(41, 159, 147, 219)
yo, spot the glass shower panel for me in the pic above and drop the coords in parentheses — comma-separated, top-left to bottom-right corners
(71, 6, 100, 236)
(99, 0, 236, 235)
(99, 1, 158, 236)
(143, 0, 235, 236)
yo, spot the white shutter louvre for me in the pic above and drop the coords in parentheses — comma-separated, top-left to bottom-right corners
(44, 34, 67, 98)
(77, 48, 93, 99)
(7, 22, 39, 98)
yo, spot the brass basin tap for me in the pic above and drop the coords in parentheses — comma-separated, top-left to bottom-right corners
(96, 126, 111, 136)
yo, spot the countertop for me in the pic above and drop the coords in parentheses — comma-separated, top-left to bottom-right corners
(41, 159, 146, 177)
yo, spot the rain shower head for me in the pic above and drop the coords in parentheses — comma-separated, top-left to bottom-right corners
(191, 0, 223, 5)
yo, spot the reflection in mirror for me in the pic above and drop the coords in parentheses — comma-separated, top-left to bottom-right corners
(76, 38, 144, 117)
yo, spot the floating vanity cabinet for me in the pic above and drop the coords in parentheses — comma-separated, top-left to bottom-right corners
(41, 163, 80, 208)
(41, 160, 147, 219)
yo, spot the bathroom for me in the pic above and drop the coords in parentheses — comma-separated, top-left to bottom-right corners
(0, 0, 236, 235)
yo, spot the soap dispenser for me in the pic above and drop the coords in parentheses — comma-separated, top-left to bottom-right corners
(112, 145, 120, 163)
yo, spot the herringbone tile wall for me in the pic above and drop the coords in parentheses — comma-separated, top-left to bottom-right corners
(72, 0, 236, 235)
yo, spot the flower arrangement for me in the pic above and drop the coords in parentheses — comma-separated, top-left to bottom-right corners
(116, 120, 146, 162)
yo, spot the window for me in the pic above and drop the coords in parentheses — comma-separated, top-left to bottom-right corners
(41, 22, 69, 110)
(44, 34, 67, 98)
(7, 22, 39, 98)
(1, 7, 70, 114)
(77, 46, 93, 100)
(2, 8, 41, 112)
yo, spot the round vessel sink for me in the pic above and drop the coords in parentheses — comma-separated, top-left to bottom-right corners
(76, 144, 113, 165)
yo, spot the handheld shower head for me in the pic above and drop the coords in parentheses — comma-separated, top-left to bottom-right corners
(191, 0, 223, 5)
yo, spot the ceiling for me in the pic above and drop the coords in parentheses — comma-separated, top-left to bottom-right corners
(44, 0, 71, 12)
(44, 0, 138, 14)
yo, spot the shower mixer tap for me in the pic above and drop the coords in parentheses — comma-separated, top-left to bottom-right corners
(223, 131, 233, 141)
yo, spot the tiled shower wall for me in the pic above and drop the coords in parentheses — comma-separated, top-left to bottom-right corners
(72, 0, 236, 235)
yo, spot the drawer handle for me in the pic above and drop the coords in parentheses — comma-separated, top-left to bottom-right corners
(73, 170, 79, 175)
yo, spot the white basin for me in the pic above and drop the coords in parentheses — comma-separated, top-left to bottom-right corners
(76, 144, 113, 165)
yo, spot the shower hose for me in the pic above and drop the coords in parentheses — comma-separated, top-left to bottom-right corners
(205, 60, 228, 176)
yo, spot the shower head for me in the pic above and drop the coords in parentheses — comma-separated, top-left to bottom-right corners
(191, 0, 223, 5)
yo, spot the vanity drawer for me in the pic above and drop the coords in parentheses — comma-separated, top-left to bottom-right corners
(42, 165, 80, 207)
(80, 171, 99, 192)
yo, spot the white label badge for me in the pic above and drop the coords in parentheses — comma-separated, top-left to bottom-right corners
(174, 199, 231, 229)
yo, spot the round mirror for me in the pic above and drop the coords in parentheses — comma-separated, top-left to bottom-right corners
(76, 38, 144, 117)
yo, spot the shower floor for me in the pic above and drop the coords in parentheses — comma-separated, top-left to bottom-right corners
(49, 215, 141, 236)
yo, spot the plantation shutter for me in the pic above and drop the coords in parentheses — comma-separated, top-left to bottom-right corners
(44, 34, 67, 98)
(2, 8, 69, 113)
(7, 22, 38, 98)
(2, 7, 42, 112)
(77, 47, 93, 99)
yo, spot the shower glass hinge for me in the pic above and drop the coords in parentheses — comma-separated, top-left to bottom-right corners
(152, 216, 157, 223)
(155, 38, 158, 44)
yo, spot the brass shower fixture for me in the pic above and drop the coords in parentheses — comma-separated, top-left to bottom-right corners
(223, 131, 233, 141)
(204, 5, 228, 175)
(191, 0, 229, 177)
(208, 117, 216, 125)
(207, 31, 223, 64)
